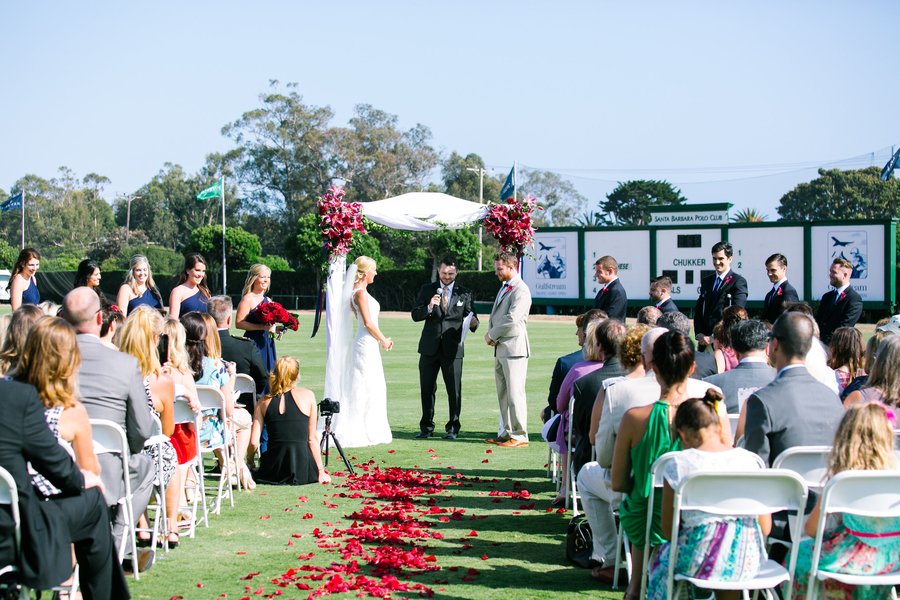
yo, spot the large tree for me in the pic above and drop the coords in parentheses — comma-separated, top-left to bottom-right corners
(777, 167, 900, 221)
(518, 169, 587, 227)
(601, 179, 687, 226)
(441, 152, 503, 204)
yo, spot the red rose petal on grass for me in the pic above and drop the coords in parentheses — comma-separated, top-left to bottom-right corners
(485, 449, 493, 454)
(462, 576, 476, 582)
(556, 508, 566, 514)
(297, 496, 308, 502)
(481, 554, 489, 560)
(259, 493, 268, 497)
(467, 568, 480, 575)
(388, 449, 395, 453)
(291, 533, 303, 538)
(283, 507, 293, 512)
(467, 530, 478, 537)
(240, 572, 260, 581)
(481, 459, 489, 463)
(259, 515, 270, 520)
(449, 566, 459, 572)
(302, 513, 314, 519)
(170, 596, 184, 600)
(196, 582, 204, 588)
(236, 550, 247, 555)
(438, 516, 449, 522)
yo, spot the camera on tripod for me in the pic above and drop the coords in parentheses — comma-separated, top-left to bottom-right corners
(319, 398, 340, 417)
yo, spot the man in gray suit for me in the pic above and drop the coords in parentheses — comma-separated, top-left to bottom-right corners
(484, 253, 532, 448)
(704, 320, 776, 414)
(743, 312, 843, 466)
(61, 287, 155, 556)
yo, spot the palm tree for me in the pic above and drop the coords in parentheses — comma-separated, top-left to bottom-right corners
(731, 208, 768, 223)
(574, 210, 611, 227)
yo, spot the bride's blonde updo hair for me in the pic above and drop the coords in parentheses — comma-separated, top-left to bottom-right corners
(354, 256, 376, 284)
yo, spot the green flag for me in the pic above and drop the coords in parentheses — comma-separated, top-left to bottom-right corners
(196, 180, 222, 200)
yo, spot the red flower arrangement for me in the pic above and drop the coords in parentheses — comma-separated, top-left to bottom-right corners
(251, 300, 299, 339)
(318, 186, 366, 258)
(482, 195, 541, 255)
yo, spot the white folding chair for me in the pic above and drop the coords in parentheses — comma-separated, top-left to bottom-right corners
(172, 396, 206, 536)
(90, 419, 140, 580)
(806, 470, 900, 599)
(666, 470, 808, 600)
(772, 446, 831, 491)
(140, 414, 170, 553)
(638, 451, 683, 598)
(564, 396, 580, 515)
(0, 465, 25, 598)
(728, 413, 740, 439)
(611, 495, 632, 591)
(233, 373, 257, 408)
(195, 385, 235, 512)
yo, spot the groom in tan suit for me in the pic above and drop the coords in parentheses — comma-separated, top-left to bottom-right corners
(484, 252, 532, 447)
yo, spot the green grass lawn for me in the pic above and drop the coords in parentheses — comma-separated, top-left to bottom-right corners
(128, 312, 626, 599)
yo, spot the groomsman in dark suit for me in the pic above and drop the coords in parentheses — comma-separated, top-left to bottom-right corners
(592, 256, 627, 321)
(411, 257, 479, 440)
(649, 275, 678, 313)
(761, 253, 800, 324)
(694, 241, 748, 349)
(815, 258, 863, 344)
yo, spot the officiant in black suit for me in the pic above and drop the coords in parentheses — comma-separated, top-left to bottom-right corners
(411, 257, 479, 440)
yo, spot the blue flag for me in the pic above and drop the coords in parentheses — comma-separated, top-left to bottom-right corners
(880, 147, 900, 181)
(0, 192, 22, 213)
(499, 167, 514, 200)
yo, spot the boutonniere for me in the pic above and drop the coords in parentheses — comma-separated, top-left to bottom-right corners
(776, 287, 783, 297)
(601, 286, 608, 295)
(723, 275, 733, 286)
(838, 290, 847, 301)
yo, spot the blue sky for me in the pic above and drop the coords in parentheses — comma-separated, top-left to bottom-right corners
(2, 1, 898, 219)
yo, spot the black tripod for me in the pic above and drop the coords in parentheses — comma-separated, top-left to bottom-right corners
(320, 412, 354, 475)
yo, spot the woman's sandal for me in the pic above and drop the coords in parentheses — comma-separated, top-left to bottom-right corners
(166, 532, 179, 548)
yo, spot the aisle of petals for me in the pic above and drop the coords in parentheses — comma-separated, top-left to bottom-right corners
(231, 447, 549, 600)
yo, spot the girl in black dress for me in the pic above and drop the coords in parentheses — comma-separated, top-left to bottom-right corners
(249, 357, 330, 485)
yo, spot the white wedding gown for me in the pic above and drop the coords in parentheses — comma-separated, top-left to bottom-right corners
(335, 291, 393, 448)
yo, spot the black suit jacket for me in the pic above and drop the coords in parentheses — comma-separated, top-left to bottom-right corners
(411, 281, 478, 359)
(694, 271, 748, 337)
(219, 329, 268, 394)
(656, 298, 679, 314)
(593, 278, 627, 321)
(815, 287, 863, 344)
(0, 380, 85, 588)
(571, 357, 626, 472)
(761, 281, 800, 324)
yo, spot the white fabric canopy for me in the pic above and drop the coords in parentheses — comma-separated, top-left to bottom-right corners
(360, 192, 488, 230)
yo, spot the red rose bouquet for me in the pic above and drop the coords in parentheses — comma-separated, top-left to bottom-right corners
(250, 300, 299, 339)
(483, 195, 541, 255)
(318, 185, 366, 258)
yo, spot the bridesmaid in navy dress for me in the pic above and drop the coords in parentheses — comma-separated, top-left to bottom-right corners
(116, 255, 164, 316)
(74, 259, 107, 303)
(8, 247, 41, 310)
(169, 253, 210, 319)
(236, 264, 277, 374)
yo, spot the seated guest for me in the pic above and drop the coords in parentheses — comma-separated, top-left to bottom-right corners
(60, 287, 155, 558)
(843, 335, 900, 409)
(249, 357, 330, 485)
(789, 402, 900, 599)
(550, 319, 607, 507)
(711, 305, 748, 373)
(0, 304, 44, 374)
(636, 306, 661, 326)
(647, 390, 769, 599)
(656, 311, 716, 379)
(542, 309, 606, 424)
(704, 319, 775, 415)
(841, 320, 893, 400)
(783, 303, 840, 394)
(99, 302, 125, 349)
(181, 312, 254, 489)
(576, 324, 649, 578)
(612, 331, 731, 600)
(571, 320, 628, 474)
(743, 312, 843, 466)
(118, 306, 181, 548)
(0, 378, 129, 598)
(827, 326, 864, 393)
(208, 294, 267, 412)
(10, 318, 101, 493)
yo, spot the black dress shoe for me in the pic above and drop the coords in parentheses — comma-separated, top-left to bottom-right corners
(442, 432, 458, 440)
(414, 431, 433, 439)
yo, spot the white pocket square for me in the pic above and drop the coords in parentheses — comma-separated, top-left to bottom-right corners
(456, 300, 464, 307)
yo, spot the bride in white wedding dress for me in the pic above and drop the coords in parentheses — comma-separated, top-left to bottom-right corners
(335, 256, 394, 448)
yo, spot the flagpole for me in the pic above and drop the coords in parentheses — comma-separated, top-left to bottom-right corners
(221, 177, 227, 295)
(513, 161, 517, 202)
(20, 191, 25, 249)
